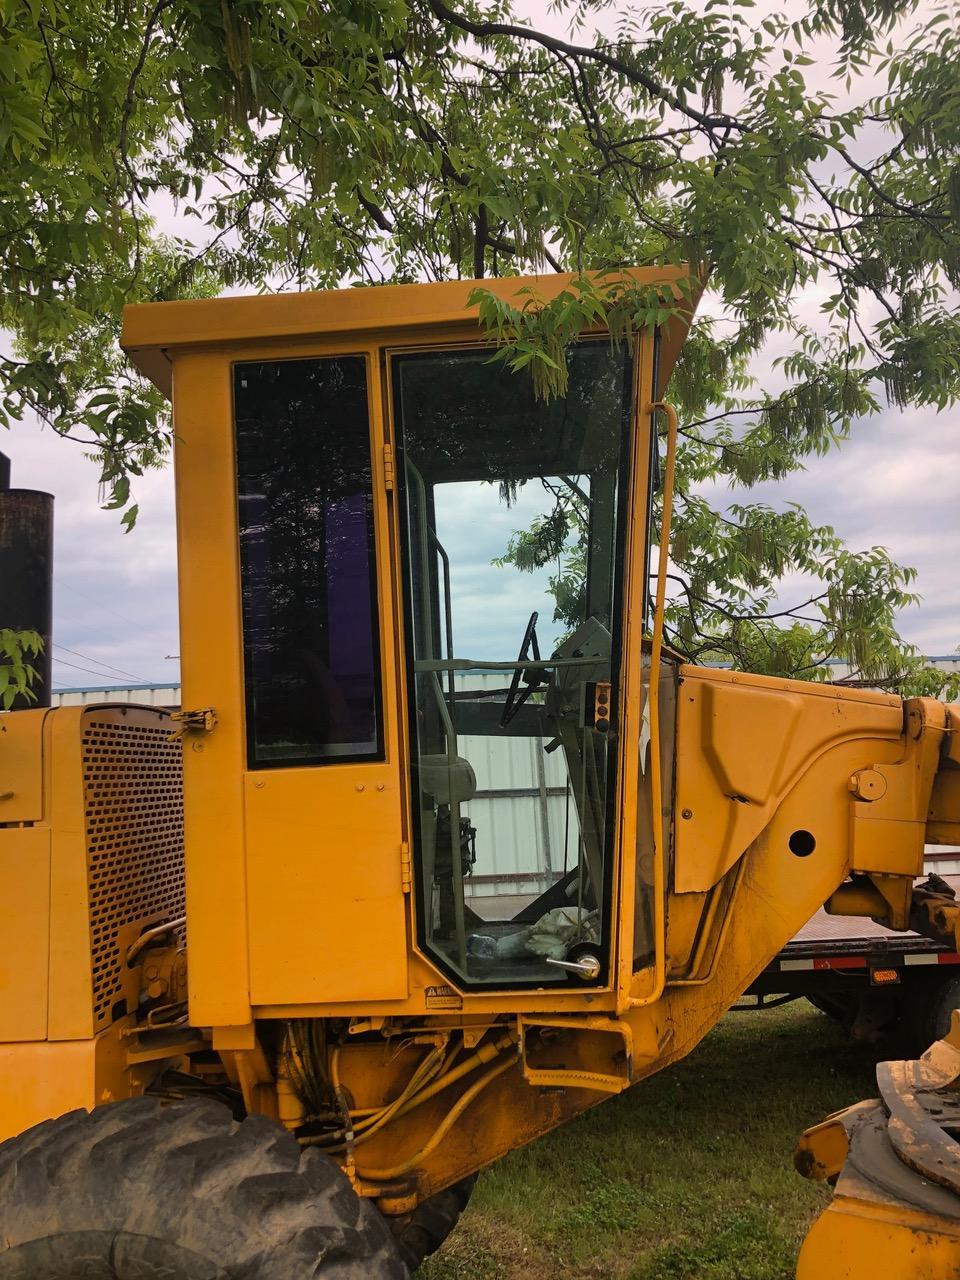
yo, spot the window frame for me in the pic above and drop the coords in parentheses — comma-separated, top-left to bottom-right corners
(232, 352, 387, 772)
(389, 338, 637, 990)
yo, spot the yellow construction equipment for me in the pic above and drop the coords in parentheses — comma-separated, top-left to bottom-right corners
(0, 269, 957, 1275)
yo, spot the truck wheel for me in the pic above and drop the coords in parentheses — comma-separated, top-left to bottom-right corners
(807, 993, 856, 1031)
(0, 1096, 407, 1279)
(390, 1175, 477, 1272)
(907, 972, 960, 1050)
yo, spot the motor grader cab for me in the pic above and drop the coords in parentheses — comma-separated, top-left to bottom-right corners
(0, 269, 958, 1277)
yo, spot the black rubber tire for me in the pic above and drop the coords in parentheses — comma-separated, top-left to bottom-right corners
(390, 1175, 476, 1273)
(905, 972, 960, 1051)
(0, 1096, 407, 1279)
(807, 993, 857, 1030)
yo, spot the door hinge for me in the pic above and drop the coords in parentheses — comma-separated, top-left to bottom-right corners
(383, 442, 396, 491)
(169, 707, 217, 740)
(400, 840, 411, 893)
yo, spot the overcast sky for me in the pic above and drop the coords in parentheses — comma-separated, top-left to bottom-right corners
(2, 0, 957, 691)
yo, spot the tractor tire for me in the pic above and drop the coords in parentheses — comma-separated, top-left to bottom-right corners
(0, 1096, 407, 1279)
(389, 1175, 476, 1272)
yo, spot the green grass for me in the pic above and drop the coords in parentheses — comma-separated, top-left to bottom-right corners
(420, 1004, 880, 1280)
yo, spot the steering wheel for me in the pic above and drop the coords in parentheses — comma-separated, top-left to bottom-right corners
(500, 611, 543, 727)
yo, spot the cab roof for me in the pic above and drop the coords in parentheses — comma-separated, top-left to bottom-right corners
(121, 267, 700, 400)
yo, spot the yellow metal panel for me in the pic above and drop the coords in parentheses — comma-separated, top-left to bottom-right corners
(674, 667, 904, 893)
(44, 704, 187, 1040)
(0, 1024, 134, 1142)
(700, 679, 806, 803)
(614, 738, 917, 1116)
(0, 827, 49, 1041)
(929, 769, 960, 843)
(46, 706, 95, 1040)
(0, 1040, 98, 1141)
(172, 352, 252, 1029)
(945, 704, 960, 767)
(798, 1198, 960, 1279)
(0, 708, 47, 823)
(244, 765, 408, 1004)
(849, 698, 947, 880)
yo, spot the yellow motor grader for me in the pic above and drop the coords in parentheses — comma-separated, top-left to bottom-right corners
(0, 268, 958, 1277)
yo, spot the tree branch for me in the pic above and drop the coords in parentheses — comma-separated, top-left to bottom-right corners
(423, 0, 742, 133)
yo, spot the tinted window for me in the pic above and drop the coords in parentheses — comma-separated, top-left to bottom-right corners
(234, 357, 383, 767)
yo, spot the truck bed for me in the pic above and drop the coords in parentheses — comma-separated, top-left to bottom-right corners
(745, 865, 960, 1042)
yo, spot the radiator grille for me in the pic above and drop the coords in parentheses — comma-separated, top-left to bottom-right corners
(83, 715, 185, 1027)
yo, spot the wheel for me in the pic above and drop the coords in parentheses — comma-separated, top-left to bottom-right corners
(0, 1096, 407, 1279)
(904, 972, 960, 1051)
(389, 1176, 476, 1272)
(807, 992, 857, 1031)
(808, 990, 901, 1044)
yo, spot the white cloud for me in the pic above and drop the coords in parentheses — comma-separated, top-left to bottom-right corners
(699, 397, 960, 654)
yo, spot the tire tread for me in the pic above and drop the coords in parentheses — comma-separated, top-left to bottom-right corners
(0, 1098, 406, 1279)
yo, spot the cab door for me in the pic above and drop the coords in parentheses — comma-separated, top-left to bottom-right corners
(175, 345, 410, 1016)
(387, 340, 640, 993)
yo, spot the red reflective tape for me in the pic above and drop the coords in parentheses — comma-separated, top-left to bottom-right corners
(813, 956, 867, 970)
(938, 953, 960, 965)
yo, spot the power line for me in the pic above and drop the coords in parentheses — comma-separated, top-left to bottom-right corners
(51, 656, 141, 684)
(52, 643, 150, 685)
(54, 577, 146, 631)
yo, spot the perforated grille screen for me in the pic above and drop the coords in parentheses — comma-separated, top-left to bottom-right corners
(83, 713, 185, 1027)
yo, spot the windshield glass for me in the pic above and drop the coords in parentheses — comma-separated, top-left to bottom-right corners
(393, 342, 633, 987)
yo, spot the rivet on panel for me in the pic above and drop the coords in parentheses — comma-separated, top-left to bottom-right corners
(356, 783, 366, 792)
(681, 808, 693, 820)
(376, 783, 386, 792)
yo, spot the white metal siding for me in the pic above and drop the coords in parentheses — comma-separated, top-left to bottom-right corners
(453, 672, 578, 898)
(52, 684, 181, 707)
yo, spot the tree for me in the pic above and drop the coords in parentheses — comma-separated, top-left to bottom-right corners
(0, 629, 41, 709)
(1, 0, 958, 699)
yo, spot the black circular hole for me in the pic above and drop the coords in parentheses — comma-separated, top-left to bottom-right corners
(789, 829, 816, 858)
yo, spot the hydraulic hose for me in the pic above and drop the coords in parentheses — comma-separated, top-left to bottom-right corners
(357, 1055, 515, 1181)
